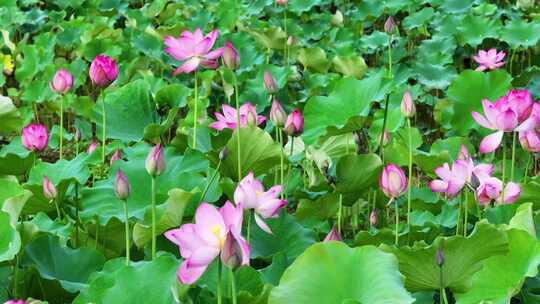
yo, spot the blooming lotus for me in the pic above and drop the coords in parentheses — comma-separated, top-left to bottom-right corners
(473, 49, 506, 72)
(429, 161, 469, 197)
(471, 91, 533, 153)
(379, 164, 407, 199)
(89, 54, 119, 87)
(21, 123, 49, 152)
(234, 172, 287, 234)
(164, 28, 223, 75)
(476, 177, 520, 205)
(164, 202, 250, 284)
(209, 103, 266, 131)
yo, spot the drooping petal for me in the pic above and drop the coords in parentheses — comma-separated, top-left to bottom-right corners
(479, 131, 504, 153)
(254, 213, 273, 234)
(188, 246, 221, 266)
(471, 112, 494, 129)
(172, 57, 201, 76)
(178, 260, 209, 285)
(429, 180, 448, 193)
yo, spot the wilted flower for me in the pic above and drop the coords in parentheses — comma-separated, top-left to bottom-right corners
(164, 202, 250, 284)
(42, 176, 57, 201)
(519, 130, 540, 152)
(21, 123, 49, 152)
(110, 149, 122, 165)
(234, 172, 287, 234)
(222, 41, 239, 70)
(284, 109, 304, 136)
(476, 177, 520, 205)
(379, 164, 407, 199)
(263, 70, 278, 94)
(270, 98, 287, 127)
(145, 144, 165, 177)
(384, 16, 395, 34)
(164, 28, 223, 75)
(87, 139, 98, 154)
(472, 90, 533, 153)
(50, 69, 73, 94)
(89, 54, 119, 87)
(114, 169, 131, 201)
(473, 49, 506, 72)
(209, 103, 266, 131)
(400, 90, 415, 118)
(323, 226, 342, 242)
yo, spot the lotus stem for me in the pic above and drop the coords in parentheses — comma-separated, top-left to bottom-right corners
(201, 160, 221, 202)
(511, 131, 516, 181)
(379, 94, 390, 161)
(101, 95, 106, 164)
(52, 198, 61, 220)
(406, 118, 413, 236)
(279, 128, 284, 199)
(394, 200, 399, 246)
(456, 196, 461, 236)
(193, 69, 199, 149)
(234, 76, 242, 181)
(151, 176, 157, 259)
(123, 200, 130, 265)
(337, 194, 343, 235)
(75, 183, 79, 247)
(246, 209, 252, 243)
(387, 34, 392, 78)
(524, 153, 532, 184)
(59, 96, 64, 160)
(217, 259, 223, 304)
(463, 189, 469, 237)
(501, 136, 506, 205)
(230, 267, 237, 304)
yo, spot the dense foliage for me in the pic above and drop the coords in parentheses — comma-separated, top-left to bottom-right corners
(1, 0, 540, 303)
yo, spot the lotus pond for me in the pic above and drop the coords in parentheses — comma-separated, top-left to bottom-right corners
(1, 0, 540, 303)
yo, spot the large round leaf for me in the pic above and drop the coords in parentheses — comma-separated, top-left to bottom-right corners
(268, 242, 414, 304)
(0, 210, 20, 262)
(336, 153, 382, 194)
(23, 234, 106, 293)
(74, 254, 180, 304)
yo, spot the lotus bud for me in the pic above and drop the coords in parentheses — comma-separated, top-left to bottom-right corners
(50, 69, 73, 94)
(436, 248, 445, 267)
(284, 109, 304, 136)
(379, 164, 407, 199)
(89, 54, 119, 87)
(21, 123, 49, 152)
(457, 144, 470, 161)
(331, 10, 344, 27)
(222, 41, 240, 70)
(87, 139, 98, 154)
(74, 128, 81, 141)
(220, 232, 243, 268)
(369, 209, 377, 226)
(4, 300, 27, 304)
(382, 129, 390, 146)
(323, 226, 342, 242)
(219, 147, 228, 160)
(384, 16, 395, 34)
(270, 98, 287, 127)
(287, 36, 294, 46)
(519, 130, 540, 152)
(145, 144, 165, 177)
(263, 70, 277, 94)
(114, 169, 131, 200)
(276, 0, 287, 5)
(42, 176, 57, 201)
(400, 90, 415, 118)
(110, 149, 122, 165)
(246, 107, 258, 127)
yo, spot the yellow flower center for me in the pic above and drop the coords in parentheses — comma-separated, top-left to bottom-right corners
(211, 224, 225, 248)
(256, 191, 262, 197)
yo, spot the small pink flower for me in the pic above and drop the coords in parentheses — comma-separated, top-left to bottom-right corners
(21, 123, 49, 152)
(323, 226, 342, 242)
(164, 202, 250, 284)
(89, 54, 119, 87)
(222, 41, 239, 70)
(473, 49, 506, 72)
(234, 172, 287, 234)
(369, 209, 377, 226)
(42, 176, 57, 201)
(476, 177, 520, 205)
(284, 109, 304, 136)
(384, 16, 395, 34)
(380, 164, 407, 199)
(276, 0, 288, 5)
(4, 300, 27, 304)
(145, 144, 165, 177)
(429, 161, 468, 198)
(164, 28, 223, 76)
(270, 98, 287, 127)
(110, 149, 122, 165)
(209, 103, 266, 131)
(519, 130, 540, 152)
(382, 129, 390, 146)
(114, 169, 131, 200)
(401, 90, 415, 118)
(50, 69, 73, 94)
(263, 70, 278, 94)
(87, 139, 98, 154)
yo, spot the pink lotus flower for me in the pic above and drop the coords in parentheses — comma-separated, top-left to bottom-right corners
(323, 226, 342, 242)
(263, 70, 278, 94)
(401, 90, 415, 118)
(515, 101, 540, 133)
(276, 0, 288, 5)
(456, 145, 495, 182)
(110, 149, 122, 165)
(519, 130, 540, 152)
(234, 172, 287, 234)
(42, 176, 57, 201)
(21, 123, 49, 152)
(384, 16, 395, 34)
(284, 109, 304, 136)
(50, 69, 73, 94)
(145, 144, 165, 177)
(429, 161, 469, 198)
(89, 54, 119, 87)
(270, 98, 287, 127)
(164, 202, 250, 284)
(369, 209, 377, 226)
(476, 177, 520, 205)
(473, 49, 506, 72)
(471, 91, 533, 153)
(87, 140, 98, 154)
(209, 103, 266, 131)
(222, 41, 239, 70)
(114, 169, 131, 200)
(164, 28, 223, 76)
(379, 164, 407, 199)
(4, 300, 27, 304)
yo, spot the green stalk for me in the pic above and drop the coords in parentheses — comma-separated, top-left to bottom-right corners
(379, 94, 390, 161)
(75, 183, 79, 247)
(439, 266, 446, 304)
(234, 76, 242, 181)
(337, 194, 343, 235)
(246, 209, 252, 243)
(394, 200, 399, 246)
(511, 131, 516, 181)
(53, 198, 61, 220)
(456, 197, 461, 236)
(217, 258, 223, 304)
(501, 137, 506, 205)
(406, 118, 413, 234)
(59, 96, 64, 160)
(123, 200, 130, 265)
(284, 6, 288, 68)
(75, 137, 79, 156)
(279, 129, 284, 199)
(524, 153, 532, 184)
(151, 176, 157, 259)
(201, 160, 222, 202)
(101, 95, 106, 164)
(463, 189, 469, 237)
(229, 267, 237, 304)
(387, 34, 393, 78)
(193, 69, 199, 149)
